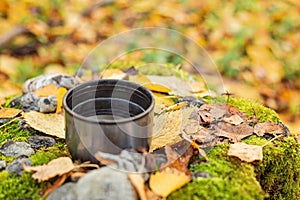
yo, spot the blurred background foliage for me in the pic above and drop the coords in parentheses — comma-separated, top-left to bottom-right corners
(0, 0, 299, 132)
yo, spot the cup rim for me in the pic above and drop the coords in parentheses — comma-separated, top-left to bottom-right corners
(63, 79, 155, 124)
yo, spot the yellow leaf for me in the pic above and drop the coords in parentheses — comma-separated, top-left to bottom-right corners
(34, 84, 59, 97)
(149, 168, 191, 197)
(150, 107, 197, 152)
(0, 108, 22, 119)
(56, 87, 67, 114)
(101, 69, 127, 80)
(0, 55, 20, 77)
(129, 75, 171, 93)
(188, 81, 206, 93)
(23, 157, 74, 182)
(24, 111, 65, 138)
(0, 98, 5, 106)
(152, 92, 175, 107)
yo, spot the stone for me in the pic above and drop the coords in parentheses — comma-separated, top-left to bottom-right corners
(28, 136, 56, 149)
(20, 92, 40, 112)
(22, 74, 77, 93)
(6, 156, 32, 176)
(0, 160, 6, 171)
(37, 96, 57, 113)
(0, 140, 35, 157)
(76, 166, 137, 200)
(46, 182, 77, 200)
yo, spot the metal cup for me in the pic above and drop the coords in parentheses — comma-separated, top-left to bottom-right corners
(63, 79, 154, 163)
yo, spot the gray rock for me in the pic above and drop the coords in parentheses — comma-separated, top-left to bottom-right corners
(0, 160, 6, 170)
(20, 92, 40, 112)
(46, 182, 77, 200)
(28, 136, 56, 149)
(22, 74, 77, 93)
(0, 140, 35, 157)
(76, 166, 137, 200)
(6, 156, 31, 175)
(37, 95, 57, 113)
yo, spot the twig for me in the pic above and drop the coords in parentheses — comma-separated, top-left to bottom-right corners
(0, 25, 29, 47)
(0, 117, 20, 129)
(262, 134, 283, 148)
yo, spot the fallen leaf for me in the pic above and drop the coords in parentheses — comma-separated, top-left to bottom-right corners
(146, 188, 162, 200)
(152, 92, 176, 107)
(0, 108, 22, 119)
(254, 121, 285, 137)
(147, 75, 192, 97)
(0, 55, 19, 77)
(150, 107, 197, 151)
(149, 167, 191, 197)
(55, 87, 67, 114)
(188, 81, 206, 93)
(214, 122, 254, 142)
(23, 157, 75, 182)
(129, 75, 171, 93)
(24, 111, 65, 138)
(228, 142, 263, 162)
(199, 104, 227, 124)
(128, 173, 147, 200)
(224, 114, 244, 125)
(0, 97, 5, 106)
(34, 84, 59, 97)
(43, 173, 69, 198)
(161, 145, 194, 175)
(101, 68, 127, 80)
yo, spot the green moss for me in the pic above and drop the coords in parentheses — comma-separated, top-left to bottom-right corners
(0, 121, 71, 199)
(0, 171, 46, 200)
(256, 137, 300, 200)
(168, 144, 266, 200)
(203, 96, 280, 122)
(138, 64, 177, 76)
(30, 142, 70, 165)
(0, 121, 35, 146)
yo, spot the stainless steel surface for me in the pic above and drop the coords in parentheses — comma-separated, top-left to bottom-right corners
(63, 79, 154, 163)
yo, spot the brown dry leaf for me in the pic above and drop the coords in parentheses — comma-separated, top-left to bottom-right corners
(43, 173, 69, 198)
(128, 173, 147, 200)
(161, 145, 193, 175)
(0, 108, 22, 119)
(94, 153, 117, 166)
(254, 121, 285, 137)
(149, 167, 191, 197)
(214, 122, 254, 142)
(56, 87, 67, 114)
(228, 142, 263, 162)
(23, 157, 75, 182)
(24, 111, 65, 138)
(34, 84, 59, 97)
(224, 114, 244, 125)
(199, 104, 226, 124)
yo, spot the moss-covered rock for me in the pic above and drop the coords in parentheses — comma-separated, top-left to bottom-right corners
(0, 121, 70, 199)
(168, 97, 300, 200)
(168, 143, 266, 200)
